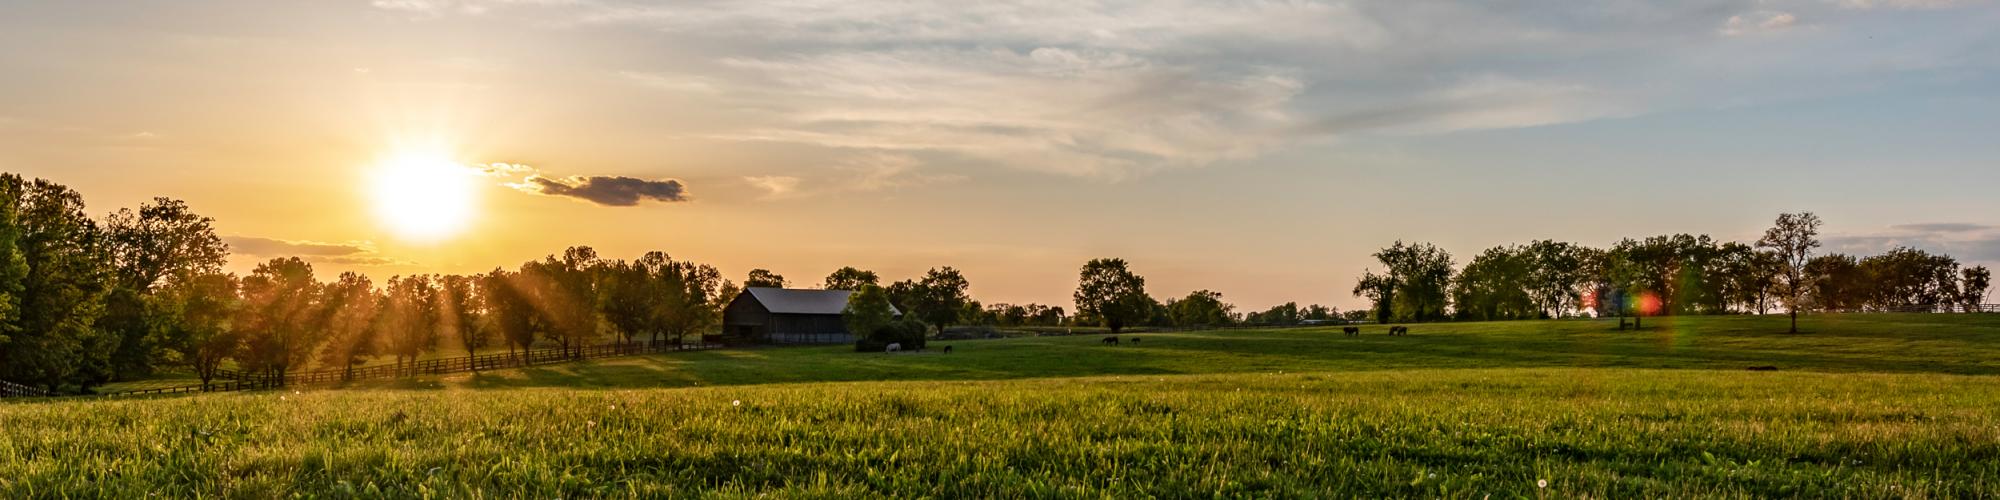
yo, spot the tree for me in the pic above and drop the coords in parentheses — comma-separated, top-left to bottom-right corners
(1757, 212, 1822, 333)
(437, 274, 487, 364)
(1451, 245, 1536, 321)
(745, 269, 788, 288)
(822, 267, 879, 291)
(523, 247, 601, 358)
(315, 272, 379, 381)
(99, 198, 230, 379)
(891, 267, 971, 334)
(1523, 240, 1589, 318)
(1859, 247, 1960, 310)
(0, 175, 114, 393)
(842, 284, 896, 339)
(480, 269, 540, 361)
(237, 257, 322, 384)
(1963, 267, 1992, 312)
(1352, 271, 1395, 324)
(1245, 302, 1301, 325)
(1803, 254, 1866, 312)
(1073, 258, 1150, 333)
(1166, 290, 1233, 327)
(379, 275, 438, 375)
(148, 271, 238, 390)
(597, 259, 655, 346)
(1356, 241, 1454, 323)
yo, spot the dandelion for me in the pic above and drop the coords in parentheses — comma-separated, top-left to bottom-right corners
(1538, 479, 1548, 489)
(732, 400, 742, 407)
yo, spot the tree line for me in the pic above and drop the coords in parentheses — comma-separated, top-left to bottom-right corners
(1349, 212, 1991, 333)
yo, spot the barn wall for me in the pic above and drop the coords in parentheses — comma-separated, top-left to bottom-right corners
(766, 314, 854, 344)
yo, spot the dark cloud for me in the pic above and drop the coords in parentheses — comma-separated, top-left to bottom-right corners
(520, 175, 690, 206)
(225, 236, 371, 257)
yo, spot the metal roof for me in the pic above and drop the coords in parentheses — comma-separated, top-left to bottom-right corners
(743, 287, 900, 316)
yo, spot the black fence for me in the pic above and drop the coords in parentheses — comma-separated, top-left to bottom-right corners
(97, 340, 718, 398)
(1, 379, 51, 399)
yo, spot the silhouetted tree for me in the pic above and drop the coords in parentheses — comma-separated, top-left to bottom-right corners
(1962, 267, 1991, 312)
(437, 274, 487, 365)
(479, 269, 540, 361)
(1357, 241, 1453, 322)
(1166, 290, 1233, 327)
(315, 272, 379, 381)
(745, 269, 788, 288)
(1074, 258, 1150, 333)
(822, 267, 879, 291)
(1758, 212, 1821, 333)
(148, 271, 238, 390)
(889, 267, 971, 334)
(238, 258, 321, 383)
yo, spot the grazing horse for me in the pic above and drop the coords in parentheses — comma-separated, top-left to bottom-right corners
(886, 343, 902, 353)
(1130, 337, 1141, 344)
(1388, 326, 1409, 336)
(943, 345, 954, 354)
(1342, 326, 1360, 336)
(1102, 336, 1120, 346)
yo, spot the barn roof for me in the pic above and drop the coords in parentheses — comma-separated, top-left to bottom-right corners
(743, 287, 900, 316)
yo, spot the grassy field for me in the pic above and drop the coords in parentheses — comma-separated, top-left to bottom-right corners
(6, 314, 2000, 497)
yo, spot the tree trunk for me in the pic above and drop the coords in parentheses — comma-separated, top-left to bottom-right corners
(1790, 309, 1799, 334)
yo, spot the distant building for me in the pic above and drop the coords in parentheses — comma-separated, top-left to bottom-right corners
(721, 287, 901, 344)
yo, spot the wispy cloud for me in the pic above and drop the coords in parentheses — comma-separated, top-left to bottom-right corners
(1826, 223, 2000, 263)
(224, 236, 410, 266)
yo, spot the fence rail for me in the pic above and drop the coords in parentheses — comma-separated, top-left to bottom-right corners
(1, 379, 51, 399)
(95, 340, 717, 398)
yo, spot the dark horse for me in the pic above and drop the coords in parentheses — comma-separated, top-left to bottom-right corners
(1102, 336, 1120, 345)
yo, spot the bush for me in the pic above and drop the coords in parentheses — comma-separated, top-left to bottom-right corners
(855, 319, 929, 352)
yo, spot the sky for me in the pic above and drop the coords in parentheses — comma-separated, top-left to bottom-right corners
(1, 0, 1997, 311)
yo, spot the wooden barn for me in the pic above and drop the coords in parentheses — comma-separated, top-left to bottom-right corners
(721, 287, 899, 344)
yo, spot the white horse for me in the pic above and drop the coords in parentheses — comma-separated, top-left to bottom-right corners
(885, 343, 902, 353)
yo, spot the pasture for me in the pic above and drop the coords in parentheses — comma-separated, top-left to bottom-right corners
(6, 314, 2000, 497)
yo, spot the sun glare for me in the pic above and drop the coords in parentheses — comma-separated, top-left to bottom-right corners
(370, 151, 478, 242)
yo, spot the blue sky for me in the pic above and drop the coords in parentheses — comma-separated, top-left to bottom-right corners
(0, 0, 1995, 309)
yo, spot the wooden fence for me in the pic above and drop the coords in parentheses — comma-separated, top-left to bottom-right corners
(97, 340, 717, 398)
(1, 379, 51, 399)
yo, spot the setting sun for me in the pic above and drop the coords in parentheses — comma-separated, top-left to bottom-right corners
(369, 151, 478, 242)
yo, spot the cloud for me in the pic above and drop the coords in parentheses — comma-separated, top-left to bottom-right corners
(1723, 11, 1801, 36)
(379, 0, 1998, 180)
(225, 236, 411, 267)
(516, 175, 689, 206)
(744, 175, 802, 199)
(1826, 223, 2000, 263)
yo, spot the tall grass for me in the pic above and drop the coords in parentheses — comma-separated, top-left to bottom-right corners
(6, 368, 1999, 497)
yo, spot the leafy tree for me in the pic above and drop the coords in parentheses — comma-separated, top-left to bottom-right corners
(237, 258, 321, 383)
(1804, 254, 1867, 312)
(597, 259, 655, 345)
(636, 252, 726, 346)
(1244, 302, 1301, 325)
(1859, 247, 1960, 310)
(0, 175, 113, 393)
(1301, 304, 1338, 321)
(1962, 267, 1992, 312)
(315, 272, 379, 381)
(379, 275, 439, 375)
(842, 284, 896, 339)
(1356, 241, 1453, 323)
(745, 269, 788, 288)
(148, 271, 238, 390)
(479, 269, 540, 361)
(1757, 212, 1822, 333)
(1166, 290, 1233, 327)
(1351, 271, 1395, 324)
(822, 267, 879, 291)
(1522, 240, 1590, 318)
(1073, 258, 1150, 333)
(437, 274, 487, 364)
(99, 198, 229, 379)
(523, 247, 601, 357)
(890, 267, 971, 334)
(1452, 245, 1537, 321)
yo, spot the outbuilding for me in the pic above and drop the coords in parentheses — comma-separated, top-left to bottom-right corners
(721, 287, 899, 344)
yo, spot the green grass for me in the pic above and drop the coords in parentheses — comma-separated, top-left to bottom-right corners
(7, 314, 2000, 497)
